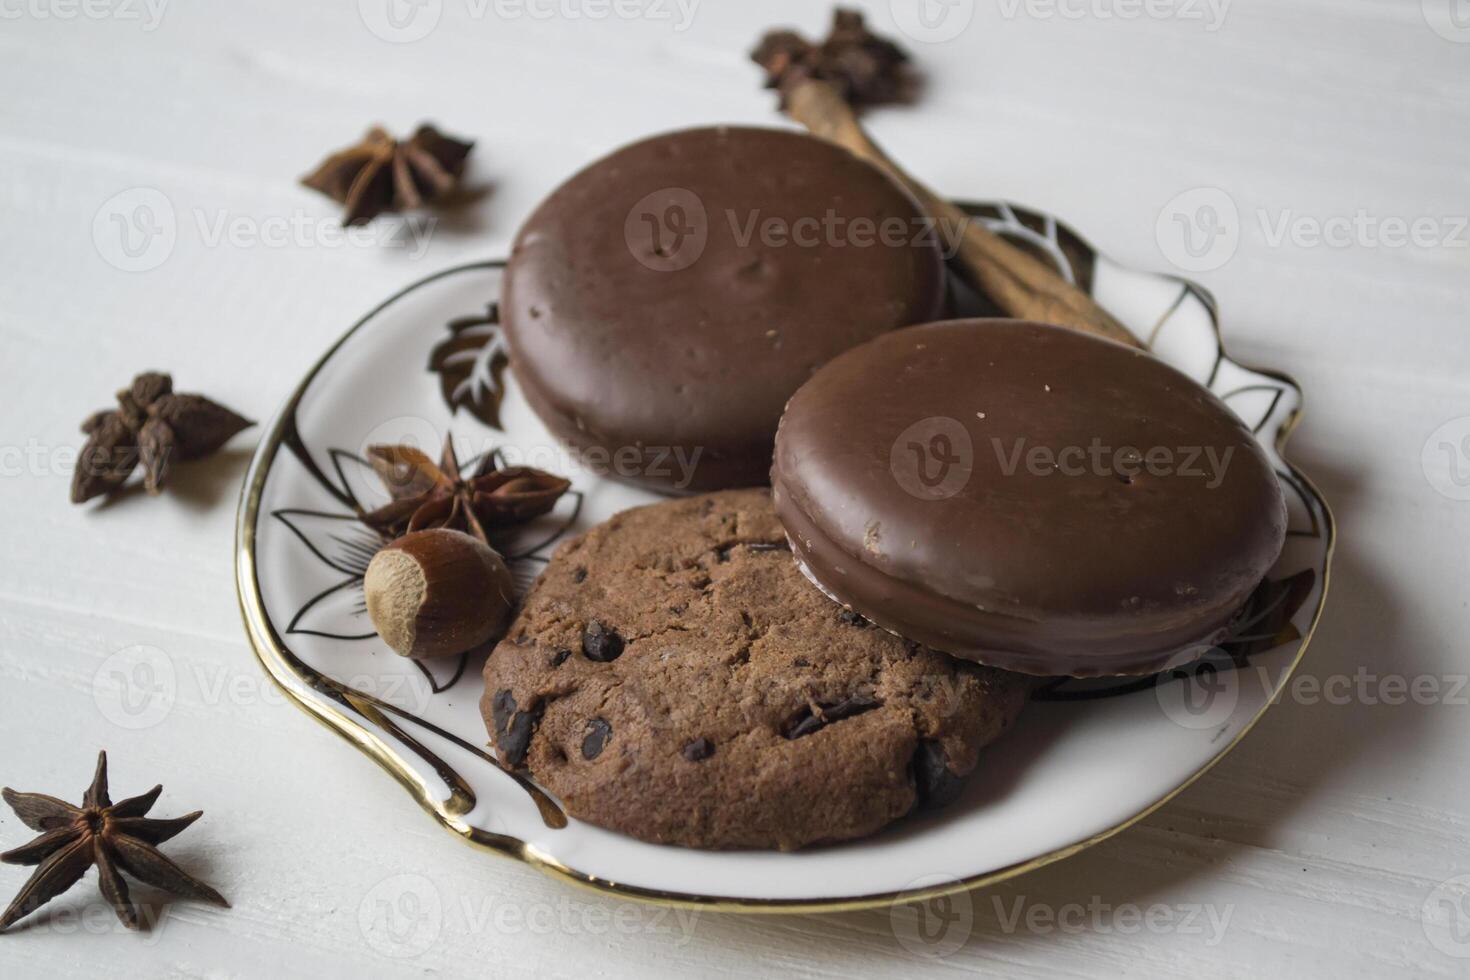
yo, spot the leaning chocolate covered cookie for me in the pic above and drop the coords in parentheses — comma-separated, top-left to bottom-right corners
(480, 489, 1026, 851)
(772, 319, 1288, 677)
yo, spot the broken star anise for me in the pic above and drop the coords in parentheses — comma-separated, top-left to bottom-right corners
(1, 752, 228, 932)
(301, 123, 475, 226)
(72, 372, 253, 504)
(362, 435, 571, 548)
(751, 8, 915, 110)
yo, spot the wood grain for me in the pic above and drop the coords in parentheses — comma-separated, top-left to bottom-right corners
(0, 1, 1466, 977)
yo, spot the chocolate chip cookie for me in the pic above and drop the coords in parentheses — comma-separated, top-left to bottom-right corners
(480, 489, 1027, 851)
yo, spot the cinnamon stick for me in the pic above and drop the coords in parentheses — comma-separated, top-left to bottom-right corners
(784, 79, 1143, 349)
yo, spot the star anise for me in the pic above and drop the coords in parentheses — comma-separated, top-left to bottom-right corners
(751, 8, 915, 109)
(301, 123, 475, 226)
(72, 372, 253, 504)
(361, 436, 571, 547)
(1, 752, 228, 932)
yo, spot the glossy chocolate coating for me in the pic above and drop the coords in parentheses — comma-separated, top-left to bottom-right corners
(772, 320, 1288, 677)
(503, 126, 946, 492)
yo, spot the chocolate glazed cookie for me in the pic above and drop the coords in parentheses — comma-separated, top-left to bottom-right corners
(480, 489, 1027, 851)
(502, 127, 946, 493)
(772, 320, 1289, 677)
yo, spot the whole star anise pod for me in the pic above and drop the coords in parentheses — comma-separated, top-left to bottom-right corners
(751, 8, 914, 109)
(72, 372, 253, 504)
(1, 752, 228, 932)
(301, 123, 475, 226)
(362, 436, 571, 547)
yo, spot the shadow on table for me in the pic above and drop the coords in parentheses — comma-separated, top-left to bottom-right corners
(427, 183, 496, 238)
(689, 443, 1421, 964)
(0, 843, 229, 936)
(84, 446, 255, 515)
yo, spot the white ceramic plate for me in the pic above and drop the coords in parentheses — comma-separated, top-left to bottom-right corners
(234, 202, 1333, 912)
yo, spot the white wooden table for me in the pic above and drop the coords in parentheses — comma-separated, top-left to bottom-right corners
(3, 1, 1468, 976)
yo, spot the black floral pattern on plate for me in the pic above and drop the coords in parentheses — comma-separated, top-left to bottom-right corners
(272, 442, 582, 693)
(429, 303, 512, 429)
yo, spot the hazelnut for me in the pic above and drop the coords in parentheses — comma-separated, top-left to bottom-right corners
(364, 528, 515, 659)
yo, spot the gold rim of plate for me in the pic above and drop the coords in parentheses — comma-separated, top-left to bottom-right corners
(233, 258, 1336, 914)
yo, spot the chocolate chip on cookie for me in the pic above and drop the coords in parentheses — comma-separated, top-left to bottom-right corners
(682, 738, 715, 762)
(581, 718, 612, 760)
(581, 621, 625, 662)
(490, 689, 542, 767)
